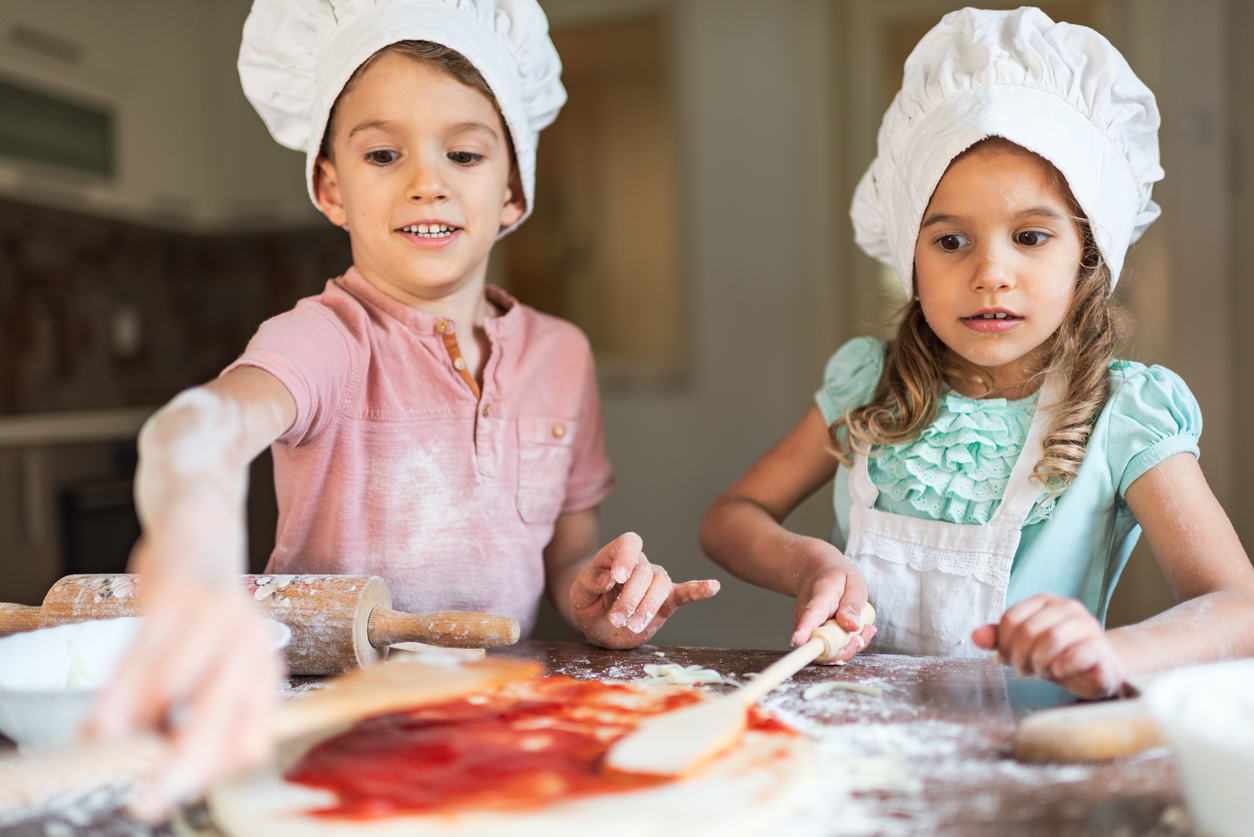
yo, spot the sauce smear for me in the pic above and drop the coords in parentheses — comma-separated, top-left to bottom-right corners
(287, 676, 789, 819)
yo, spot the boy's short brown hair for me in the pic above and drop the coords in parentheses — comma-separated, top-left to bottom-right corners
(319, 40, 514, 163)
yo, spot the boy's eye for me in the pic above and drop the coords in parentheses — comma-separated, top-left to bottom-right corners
(366, 150, 398, 166)
(448, 151, 483, 165)
(1015, 231, 1049, 247)
(938, 234, 967, 251)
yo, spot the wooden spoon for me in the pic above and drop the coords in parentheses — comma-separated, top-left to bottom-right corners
(604, 603, 875, 778)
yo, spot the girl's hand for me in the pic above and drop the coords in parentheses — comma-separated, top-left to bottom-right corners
(972, 593, 1126, 699)
(790, 542, 876, 662)
(570, 532, 720, 649)
(84, 545, 283, 822)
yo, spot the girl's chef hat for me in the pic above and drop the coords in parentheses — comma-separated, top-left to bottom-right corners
(851, 7, 1163, 294)
(238, 0, 566, 234)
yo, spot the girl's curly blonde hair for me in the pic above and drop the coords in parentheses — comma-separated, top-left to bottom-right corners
(830, 138, 1118, 494)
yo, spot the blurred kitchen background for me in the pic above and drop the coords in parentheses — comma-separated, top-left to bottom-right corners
(0, 0, 1247, 650)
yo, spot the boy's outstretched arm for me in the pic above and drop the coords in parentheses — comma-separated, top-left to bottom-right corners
(544, 510, 719, 649)
(85, 366, 296, 821)
(974, 452, 1254, 697)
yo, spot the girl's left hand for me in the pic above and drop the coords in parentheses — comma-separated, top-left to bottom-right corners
(570, 533, 720, 649)
(972, 593, 1127, 699)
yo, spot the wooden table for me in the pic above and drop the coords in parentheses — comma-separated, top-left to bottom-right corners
(0, 641, 1192, 836)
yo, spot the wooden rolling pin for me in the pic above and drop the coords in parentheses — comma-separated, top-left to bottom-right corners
(0, 574, 520, 675)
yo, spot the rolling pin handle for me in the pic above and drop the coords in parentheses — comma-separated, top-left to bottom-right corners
(367, 608, 521, 649)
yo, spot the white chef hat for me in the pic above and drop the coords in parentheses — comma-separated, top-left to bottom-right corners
(238, 0, 566, 234)
(851, 7, 1163, 295)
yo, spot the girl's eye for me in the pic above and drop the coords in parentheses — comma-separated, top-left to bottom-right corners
(448, 151, 483, 165)
(1015, 230, 1049, 247)
(366, 150, 398, 166)
(937, 234, 967, 252)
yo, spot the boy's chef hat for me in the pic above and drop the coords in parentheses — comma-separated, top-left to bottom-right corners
(851, 7, 1163, 294)
(238, 0, 566, 234)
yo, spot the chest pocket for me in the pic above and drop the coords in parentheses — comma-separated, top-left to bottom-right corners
(517, 416, 579, 524)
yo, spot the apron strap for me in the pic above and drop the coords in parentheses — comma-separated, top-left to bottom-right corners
(848, 447, 879, 508)
(990, 370, 1065, 526)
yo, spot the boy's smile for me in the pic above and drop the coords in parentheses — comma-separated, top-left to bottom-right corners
(313, 52, 523, 308)
(397, 220, 461, 248)
(913, 141, 1083, 398)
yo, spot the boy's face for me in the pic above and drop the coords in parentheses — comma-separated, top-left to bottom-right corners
(314, 52, 524, 305)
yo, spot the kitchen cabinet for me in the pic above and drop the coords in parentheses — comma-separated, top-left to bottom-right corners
(0, 0, 318, 232)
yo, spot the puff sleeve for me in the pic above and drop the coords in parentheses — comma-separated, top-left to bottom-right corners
(814, 337, 885, 427)
(1105, 364, 1203, 499)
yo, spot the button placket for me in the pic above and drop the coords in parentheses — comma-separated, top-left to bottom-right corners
(438, 320, 481, 400)
(474, 326, 502, 479)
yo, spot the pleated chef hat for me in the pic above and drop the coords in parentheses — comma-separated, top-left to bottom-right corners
(238, 0, 566, 234)
(851, 7, 1163, 295)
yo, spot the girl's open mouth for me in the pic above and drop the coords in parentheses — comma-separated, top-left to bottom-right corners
(962, 310, 1023, 332)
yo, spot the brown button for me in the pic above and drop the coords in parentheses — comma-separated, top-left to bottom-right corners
(482, 403, 492, 417)
(552, 423, 566, 439)
(436, 320, 452, 333)
(453, 358, 466, 371)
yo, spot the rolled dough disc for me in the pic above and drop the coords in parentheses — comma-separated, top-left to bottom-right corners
(209, 682, 814, 837)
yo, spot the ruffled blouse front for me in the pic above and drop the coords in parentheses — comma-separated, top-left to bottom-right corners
(815, 335, 1205, 620)
(867, 391, 1054, 526)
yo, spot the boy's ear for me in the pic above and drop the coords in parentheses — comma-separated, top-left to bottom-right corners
(499, 165, 526, 229)
(314, 155, 349, 227)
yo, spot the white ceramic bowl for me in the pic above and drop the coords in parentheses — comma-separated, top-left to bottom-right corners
(0, 616, 291, 750)
(1144, 659, 1254, 837)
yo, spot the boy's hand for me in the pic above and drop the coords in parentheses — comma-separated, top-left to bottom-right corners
(790, 543, 876, 662)
(85, 548, 283, 822)
(973, 593, 1126, 699)
(570, 533, 719, 649)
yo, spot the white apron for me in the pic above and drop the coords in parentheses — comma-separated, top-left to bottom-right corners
(844, 374, 1064, 657)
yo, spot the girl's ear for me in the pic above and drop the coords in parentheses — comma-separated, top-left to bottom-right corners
(499, 165, 526, 229)
(314, 155, 349, 227)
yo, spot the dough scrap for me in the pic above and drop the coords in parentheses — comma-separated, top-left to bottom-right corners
(802, 682, 883, 700)
(388, 642, 486, 663)
(640, 664, 731, 686)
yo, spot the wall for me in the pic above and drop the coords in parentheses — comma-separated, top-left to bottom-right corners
(530, 0, 837, 649)
(1228, 0, 1254, 561)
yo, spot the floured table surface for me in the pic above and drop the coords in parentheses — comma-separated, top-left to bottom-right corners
(0, 642, 1193, 837)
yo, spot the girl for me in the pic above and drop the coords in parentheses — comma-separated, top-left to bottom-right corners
(702, 8, 1254, 698)
(90, 0, 717, 819)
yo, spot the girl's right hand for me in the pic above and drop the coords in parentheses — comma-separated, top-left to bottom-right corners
(790, 543, 876, 660)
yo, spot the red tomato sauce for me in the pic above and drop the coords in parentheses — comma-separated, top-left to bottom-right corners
(286, 676, 791, 819)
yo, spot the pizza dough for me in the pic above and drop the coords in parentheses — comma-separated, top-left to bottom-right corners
(210, 677, 813, 837)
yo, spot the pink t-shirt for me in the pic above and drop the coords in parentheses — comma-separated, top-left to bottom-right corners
(226, 268, 614, 635)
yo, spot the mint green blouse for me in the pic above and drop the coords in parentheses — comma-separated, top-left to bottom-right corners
(814, 337, 1202, 623)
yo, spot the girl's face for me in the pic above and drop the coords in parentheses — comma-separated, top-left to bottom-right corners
(314, 52, 524, 306)
(913, 143, 1083, 394)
